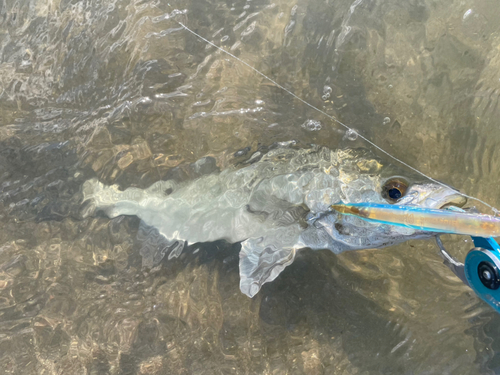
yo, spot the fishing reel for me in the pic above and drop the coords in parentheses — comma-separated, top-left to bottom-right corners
(436, 236, 500, 313)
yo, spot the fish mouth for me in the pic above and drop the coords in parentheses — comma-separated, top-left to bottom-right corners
(435, 193, 467, 209)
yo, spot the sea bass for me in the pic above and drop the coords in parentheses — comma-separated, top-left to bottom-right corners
(82, 145, 466, 297)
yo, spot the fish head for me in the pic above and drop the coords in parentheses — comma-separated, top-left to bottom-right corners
(308, 152, 468, 252)
(387, 177, 467, 209)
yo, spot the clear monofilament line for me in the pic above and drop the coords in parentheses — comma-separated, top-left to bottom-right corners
(155, 4, 499, 215)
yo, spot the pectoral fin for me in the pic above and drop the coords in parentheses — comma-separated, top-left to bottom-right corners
(239, 226, 301, 297)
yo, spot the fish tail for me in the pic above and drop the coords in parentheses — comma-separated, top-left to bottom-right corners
(82, 178, 139, 218)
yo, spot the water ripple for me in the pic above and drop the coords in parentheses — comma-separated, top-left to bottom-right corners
(1, 0, 500, 373)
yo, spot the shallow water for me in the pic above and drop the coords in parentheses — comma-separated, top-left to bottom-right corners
(2, 0, 500, 373)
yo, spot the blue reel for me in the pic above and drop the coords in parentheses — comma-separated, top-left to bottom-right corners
(465, 237, 500, 313)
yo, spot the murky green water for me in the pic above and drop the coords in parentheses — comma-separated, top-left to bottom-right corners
(2, 0, 500, 373)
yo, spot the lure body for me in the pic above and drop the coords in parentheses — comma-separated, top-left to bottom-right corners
(331, 203, 500, 237)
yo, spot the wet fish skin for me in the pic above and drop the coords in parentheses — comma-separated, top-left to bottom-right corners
(83, 145, 462, 297)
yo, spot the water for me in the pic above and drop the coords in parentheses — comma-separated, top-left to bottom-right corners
(2, 0, 500, 373)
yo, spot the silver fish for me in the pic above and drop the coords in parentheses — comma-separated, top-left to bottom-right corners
(82, 145, 466, 297)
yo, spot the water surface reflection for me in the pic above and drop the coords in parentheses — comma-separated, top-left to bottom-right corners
(2, 0, 500, 373)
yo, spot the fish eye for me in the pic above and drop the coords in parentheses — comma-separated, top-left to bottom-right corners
(382, 177, 410, 203)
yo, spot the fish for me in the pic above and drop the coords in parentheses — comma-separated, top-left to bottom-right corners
(82, 145, 467, 298)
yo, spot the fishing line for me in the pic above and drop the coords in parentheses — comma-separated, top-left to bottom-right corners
(154, 4, 499, 214)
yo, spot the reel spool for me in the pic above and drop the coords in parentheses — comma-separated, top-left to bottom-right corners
(464, 237, 500, 313)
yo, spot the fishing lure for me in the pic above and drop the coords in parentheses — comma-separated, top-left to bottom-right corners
(331, 202, 500, 238)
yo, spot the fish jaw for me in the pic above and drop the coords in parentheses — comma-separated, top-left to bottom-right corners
(395, 182, 467, 209)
